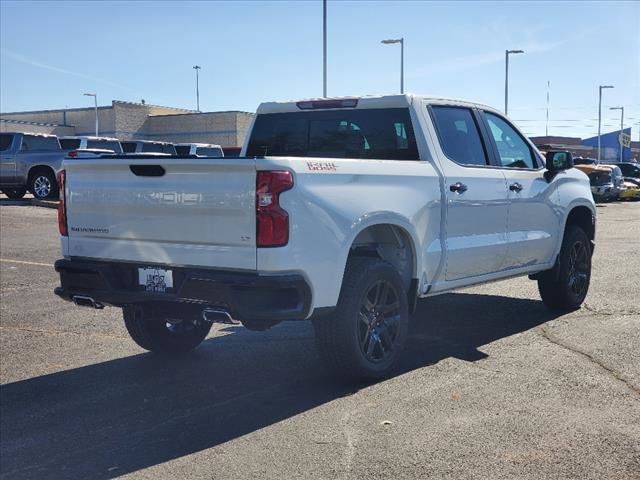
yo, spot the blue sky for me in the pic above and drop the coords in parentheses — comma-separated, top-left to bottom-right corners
(1, 0, 638, 138)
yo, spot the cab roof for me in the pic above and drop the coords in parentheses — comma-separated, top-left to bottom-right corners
(175, 143, 222, 148)
(256, 94, 501, 115)
(59, 135, 120, 141)
(3, 131, 57, 138)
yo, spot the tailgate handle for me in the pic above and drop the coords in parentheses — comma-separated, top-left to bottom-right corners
(130, 165, 165, 177)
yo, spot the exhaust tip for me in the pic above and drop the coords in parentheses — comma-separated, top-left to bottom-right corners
(72, 295, 104, 309)
(202, 308, 234, 324)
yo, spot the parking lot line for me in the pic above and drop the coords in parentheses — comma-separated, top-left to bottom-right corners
(0, 258, 53, 268)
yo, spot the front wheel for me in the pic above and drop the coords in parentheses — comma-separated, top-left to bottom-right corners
(313, 257, 409, 382)
(538, 225, 592, 312)
(123, 304, 212, 354)
(2, 188, 27, 200)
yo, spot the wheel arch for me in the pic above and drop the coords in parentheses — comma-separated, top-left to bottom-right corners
(27, 164, 57, 183)
(564, 204, 595, 246)
(345, 220, 420, 312)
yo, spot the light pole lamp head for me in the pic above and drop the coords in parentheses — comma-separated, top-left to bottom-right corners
(83, 92, 96, 97)
(507, 49, 524, 55)
(609, 106, 623, 111)
(193, 65, 201, 70)
(381, 39, 402, 45)
(600, 85, 614, 90)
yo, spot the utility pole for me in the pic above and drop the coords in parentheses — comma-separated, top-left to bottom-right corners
(323, 0, 327, 97)
(504, 49, 524, 115)
(597, 85, 614, 162)
(193, 65, 201, 112)
(83, 93, 98, 136)
(545, 80, 550, 137)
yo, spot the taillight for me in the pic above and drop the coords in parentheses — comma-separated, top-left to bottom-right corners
(58, 170, 68, 236)
(68, 150, 78, 158)
(256, 171, 293, 247)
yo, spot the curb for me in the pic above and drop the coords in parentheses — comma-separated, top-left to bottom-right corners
(31, 199, 59, 209)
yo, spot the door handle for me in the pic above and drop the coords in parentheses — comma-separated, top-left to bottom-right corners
(509, 182, 523, 193)
(449, 182, 468, 193)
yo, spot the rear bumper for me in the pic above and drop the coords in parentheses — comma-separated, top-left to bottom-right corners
(54, 258, 312, 322)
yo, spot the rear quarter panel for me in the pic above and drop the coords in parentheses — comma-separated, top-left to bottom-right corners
(16, 151, 64, 183)
(255, 156, 442, 311)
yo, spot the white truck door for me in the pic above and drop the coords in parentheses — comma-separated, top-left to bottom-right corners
(428, 105, 509, 281)
(480, 111, 559, 268)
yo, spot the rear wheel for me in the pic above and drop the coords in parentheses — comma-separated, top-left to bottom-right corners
(123, 304, 212, 354)
(29, 168, 57, 200)
(538, 225, 591, 312)
(2, 188, 27, 199)
(313, 257, 409, 381)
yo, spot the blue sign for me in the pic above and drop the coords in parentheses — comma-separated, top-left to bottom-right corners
(582, 128, 632, 161)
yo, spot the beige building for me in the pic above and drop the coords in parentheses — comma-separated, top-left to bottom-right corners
(1, 100, 254, 147)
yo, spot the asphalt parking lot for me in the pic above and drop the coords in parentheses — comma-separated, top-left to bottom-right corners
(0, 198, 639, 480)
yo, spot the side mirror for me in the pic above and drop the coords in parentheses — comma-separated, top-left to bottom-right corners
(544, 150, 573, 181)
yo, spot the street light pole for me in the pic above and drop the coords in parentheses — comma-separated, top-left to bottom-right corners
(610, 106, 624, 162)
(400, 38, 404, 94)
(323, 0, 327, 97)
(545, 80, 550, 137)
(504, 49, 524, 115)
(381, 38, 404, 94)
(83, 93, 98, 136)
(193, 65, 201, 112)
(598, 85, 614, 162)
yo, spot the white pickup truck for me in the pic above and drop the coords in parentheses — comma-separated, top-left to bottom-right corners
(54, 95, 595, 380)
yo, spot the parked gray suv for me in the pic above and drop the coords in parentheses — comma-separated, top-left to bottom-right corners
(0, 132, 65, 200)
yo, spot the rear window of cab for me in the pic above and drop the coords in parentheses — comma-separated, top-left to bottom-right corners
(246, 108, 419, 160)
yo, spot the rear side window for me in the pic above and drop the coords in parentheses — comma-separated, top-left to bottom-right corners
(0, 134, 13, 151)
(59, 138, 81, 150)
(21, 135, 60, 151)
(483, 112, 536, 169)
(141, 143, 162, 153)
(121, 141, 137, 153)
(86, 140, 122, 153)
(175, 145, 191, 155)
(196, 147, 223, 157)
(246, 108, 418, 160)
(430, 106, 488, 166)
(162, 144, 176, 155)
(141, 143, 176, 155)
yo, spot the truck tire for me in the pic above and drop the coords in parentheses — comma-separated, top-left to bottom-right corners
(123, 304, 212, 354)
(2, 188, 27, 200)
(29, 168, 58, 200)
(538, 225, 591, 312)
(313, 257, 409, 382)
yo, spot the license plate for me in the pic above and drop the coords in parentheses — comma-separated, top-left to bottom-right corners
(138, 267, 173, 293)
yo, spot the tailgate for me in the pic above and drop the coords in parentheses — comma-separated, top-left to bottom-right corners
(64, 157, 257, 270)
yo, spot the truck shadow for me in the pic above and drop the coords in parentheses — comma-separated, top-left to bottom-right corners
(0, 198, 31, 206)
(0, 292, 558, 479)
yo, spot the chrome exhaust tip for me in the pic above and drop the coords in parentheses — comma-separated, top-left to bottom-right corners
(72, 295, 104, 309)
(202, 308, 234, 324)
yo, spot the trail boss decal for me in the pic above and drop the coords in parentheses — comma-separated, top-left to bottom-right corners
(307, 161, 337, 172)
